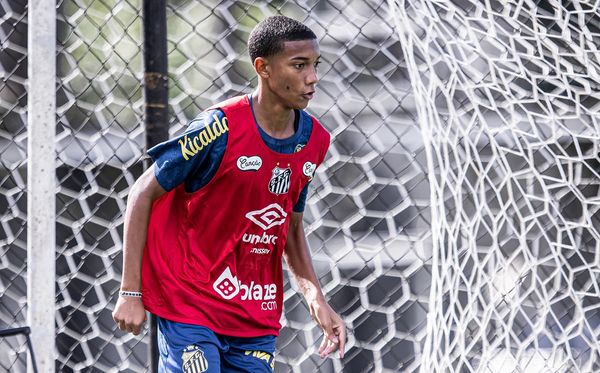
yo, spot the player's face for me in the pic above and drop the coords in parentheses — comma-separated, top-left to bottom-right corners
(266, 39, 321, 109)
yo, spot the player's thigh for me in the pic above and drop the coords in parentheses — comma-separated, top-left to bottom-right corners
(157, 319, 222, 373)
(222, 348, 275, 373)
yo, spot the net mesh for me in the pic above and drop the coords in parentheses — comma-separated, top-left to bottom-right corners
(55, 0, 147, 371)
(0, 0, 29, 371)
(389, 0, 600, 372)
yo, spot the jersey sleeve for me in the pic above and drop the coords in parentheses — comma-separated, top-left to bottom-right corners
(293, 118, 330, 212)
(148, 109, 228, 192)
(293, 183, 309, 212)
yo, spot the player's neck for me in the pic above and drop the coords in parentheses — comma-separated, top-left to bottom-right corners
(251, 91, 295, 139)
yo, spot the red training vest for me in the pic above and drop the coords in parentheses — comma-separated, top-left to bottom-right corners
(141, 95, 330, 337)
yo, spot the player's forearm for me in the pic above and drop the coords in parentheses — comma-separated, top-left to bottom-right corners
(284, 215, 326, 304)
(120, 166, 165, 291)
(291, 262, 326, 304)
(120, 192, 151, 291)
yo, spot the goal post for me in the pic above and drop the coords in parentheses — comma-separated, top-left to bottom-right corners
(27, 0, 56, 372)
(388, 0, 600, 372)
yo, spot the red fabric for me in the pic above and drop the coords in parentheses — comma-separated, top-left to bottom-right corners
(142, 96, 330, 337)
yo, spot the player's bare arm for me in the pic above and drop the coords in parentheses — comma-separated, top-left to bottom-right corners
(283, 212, 346, 359)
(112, 165, 166, 335)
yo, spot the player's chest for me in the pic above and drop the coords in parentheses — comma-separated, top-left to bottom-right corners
(222, 151, 316, 196)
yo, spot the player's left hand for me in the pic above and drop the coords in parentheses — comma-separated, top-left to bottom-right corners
(309, 297, 346, 359)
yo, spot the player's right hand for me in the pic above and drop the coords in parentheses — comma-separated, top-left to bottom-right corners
(112, 295, 147, 336)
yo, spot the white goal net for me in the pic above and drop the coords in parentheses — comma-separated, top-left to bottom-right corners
(389, 0, 600, 372)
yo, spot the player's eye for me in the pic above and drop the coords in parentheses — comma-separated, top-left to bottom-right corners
(294, 63, 305, 69)
(314, 61, 321, 69)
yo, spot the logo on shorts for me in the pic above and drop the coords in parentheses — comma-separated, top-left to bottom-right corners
(245, 203, 288, 230)
(237, 155, 262, 171)
(182, 345, 208, 373)
(245, 350, 275, 370)
(268, 166, 291, 194)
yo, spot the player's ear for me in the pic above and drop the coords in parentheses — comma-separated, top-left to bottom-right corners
(254, 57, 270, 79)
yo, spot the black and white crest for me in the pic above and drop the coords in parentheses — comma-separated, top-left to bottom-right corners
(268, 166, 291, 195)
(182, 345, 209, 373)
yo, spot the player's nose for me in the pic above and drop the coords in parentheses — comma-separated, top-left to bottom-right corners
(305, 66, 318, 85)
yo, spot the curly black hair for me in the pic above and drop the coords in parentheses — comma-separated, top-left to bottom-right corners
(248, 16, 317, 62)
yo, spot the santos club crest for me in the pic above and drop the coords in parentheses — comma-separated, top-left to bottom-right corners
(268, 166, 291, 195)
(182, 345, 208, 373)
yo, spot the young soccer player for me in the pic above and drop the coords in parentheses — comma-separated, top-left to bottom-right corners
(112, 15, 346, 372)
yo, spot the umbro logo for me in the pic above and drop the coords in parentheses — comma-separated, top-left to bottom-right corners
(245, 203, 288, 230)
